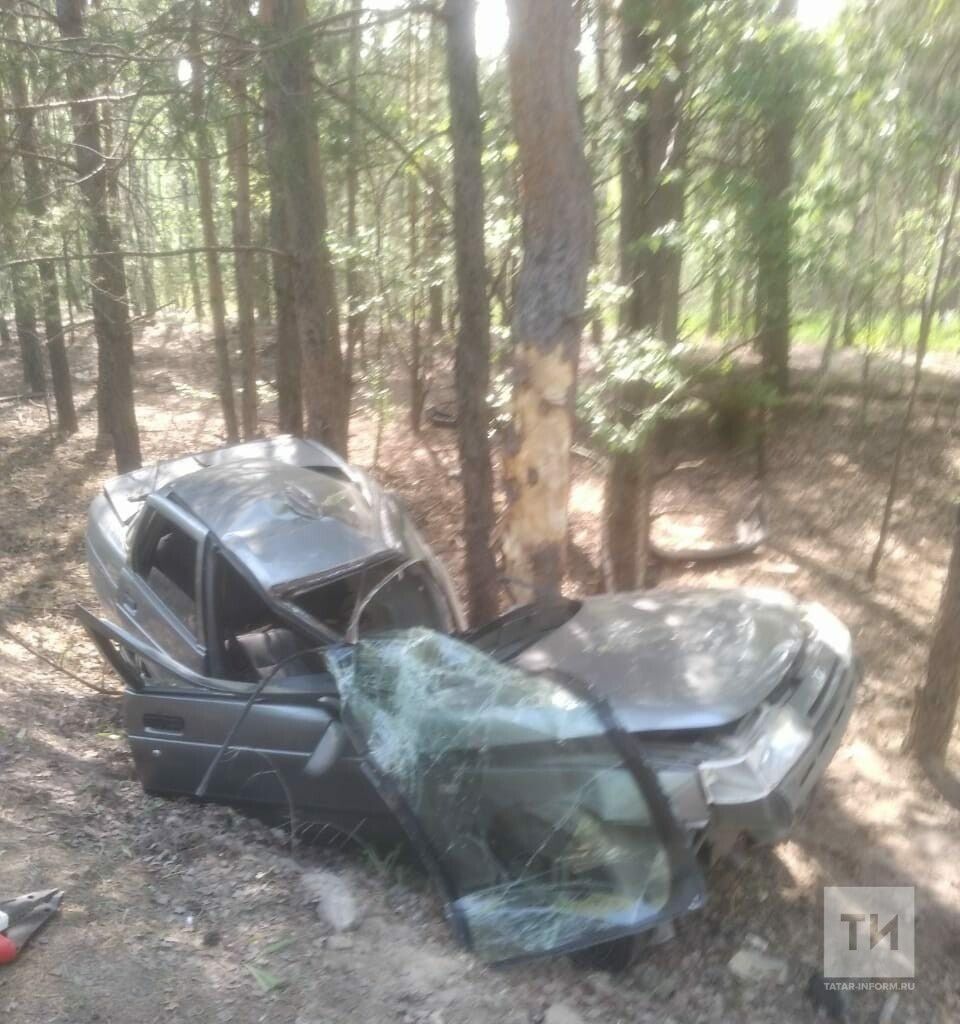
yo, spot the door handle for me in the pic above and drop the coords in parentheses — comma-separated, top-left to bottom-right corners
(120, 594, 138, 614)
(143, 713, 184, 734)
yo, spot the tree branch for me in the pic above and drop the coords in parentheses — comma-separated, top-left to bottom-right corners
(2, 244, 289, 271)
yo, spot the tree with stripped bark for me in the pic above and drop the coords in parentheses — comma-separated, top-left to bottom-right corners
(500, 0, 594, 597)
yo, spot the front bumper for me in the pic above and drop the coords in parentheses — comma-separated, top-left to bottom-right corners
(709, 649, 859, 844)
(645, 605, 860, 851)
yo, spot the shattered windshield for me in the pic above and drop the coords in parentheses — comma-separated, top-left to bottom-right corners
(328, 629, 702, 963)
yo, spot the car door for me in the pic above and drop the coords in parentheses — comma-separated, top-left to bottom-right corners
(118, 495, 207, 674)
(326, 628, 706, 964)
(77, 608, 384, 825)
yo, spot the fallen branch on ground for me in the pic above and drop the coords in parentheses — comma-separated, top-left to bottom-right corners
(0, 619, 120, 696)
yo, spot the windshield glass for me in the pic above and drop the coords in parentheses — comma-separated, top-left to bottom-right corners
(328, 628, 702, 963)
(292, 558, 453, 637)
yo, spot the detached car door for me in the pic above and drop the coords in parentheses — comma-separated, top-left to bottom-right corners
(77, 608, 349, 812)
(327, 628, 706, 964)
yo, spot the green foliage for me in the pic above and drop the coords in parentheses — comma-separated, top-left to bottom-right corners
(695, 364, 779, 447)
(580, 332, 689, 454)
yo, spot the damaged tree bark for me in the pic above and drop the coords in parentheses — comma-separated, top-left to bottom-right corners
(501, 0, 593, 596)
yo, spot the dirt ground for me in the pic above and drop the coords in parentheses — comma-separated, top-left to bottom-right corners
(0, 317, 958, 1024)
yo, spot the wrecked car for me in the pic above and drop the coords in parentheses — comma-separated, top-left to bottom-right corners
(80, 435, 859, 962)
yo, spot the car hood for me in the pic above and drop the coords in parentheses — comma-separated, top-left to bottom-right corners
(513, 588, 808, 732)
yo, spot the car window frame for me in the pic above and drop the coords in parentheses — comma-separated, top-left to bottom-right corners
(130, 494, 209, 648)
(204, 539, 306, 680)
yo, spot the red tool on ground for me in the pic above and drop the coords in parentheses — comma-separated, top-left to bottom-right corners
(0, 889, 64, 964)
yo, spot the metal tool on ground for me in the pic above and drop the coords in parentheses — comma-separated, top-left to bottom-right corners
(0, 889, 64, 964)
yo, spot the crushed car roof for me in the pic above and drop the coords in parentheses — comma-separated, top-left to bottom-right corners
(102, 435, 348, 525)
(101, 436, 405, 595)
(168, 459, 399, 594)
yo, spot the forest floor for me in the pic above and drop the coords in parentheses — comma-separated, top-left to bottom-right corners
(0, 316, 958, 1024)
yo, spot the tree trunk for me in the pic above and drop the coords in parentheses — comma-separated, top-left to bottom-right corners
(444, 0, 500, 624)
(408, 172, 425, 433)
(755, 0, 797, 395)
(183, 170, 205, 322)
(813, 301, 840, 414)
(407, 21, 425, 434)
(270, 192, 303, 436)
(426, 161, 445, 339)
(261, 0, 348, 455)
(56, 0, 141, 470)
(841, 285, 858, 348)
(603, 434, 652, 592)
(656, 22, 688, 348)
(12, 286, 45, 395)
(708, 269, 724, 336)
(904, 504, 960, 763)
(226, 1, 259, 440)
(125, 160, 152, 319)
(188, 249, 204, 321)
(500, 0, 593, 597)
(868, 167, 960, 583)
(619, 2, 683, 338)
(254, 213, 273, 323)
(137, 163, 158, 318)
(10, 29, 77, 432)
(894, 226, 908, 393)
(344, 0, 365, 401)
(191, 20, 239, 444)
(39, 263, 76, 432)
(62, 237, 77, 346)
(428, 287, 444, 336)
(739, 271, 753, 339)
(602, 0, 686, 593)
(0, 76, 45, 396)
(821, 303, 840, 370)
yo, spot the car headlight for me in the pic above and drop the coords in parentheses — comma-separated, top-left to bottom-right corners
(697, 706, 812, 804)
(804, 602, 853, 659)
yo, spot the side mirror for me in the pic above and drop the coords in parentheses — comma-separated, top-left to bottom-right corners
(303, 720, 347, 778)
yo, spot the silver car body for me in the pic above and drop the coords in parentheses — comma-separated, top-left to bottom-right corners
(84, 435, 858, 854)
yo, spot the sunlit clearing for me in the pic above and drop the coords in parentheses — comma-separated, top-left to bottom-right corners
(797, 0, 844, 29)
(570, 477, 603, 516)
(476, 0, 508, 59)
